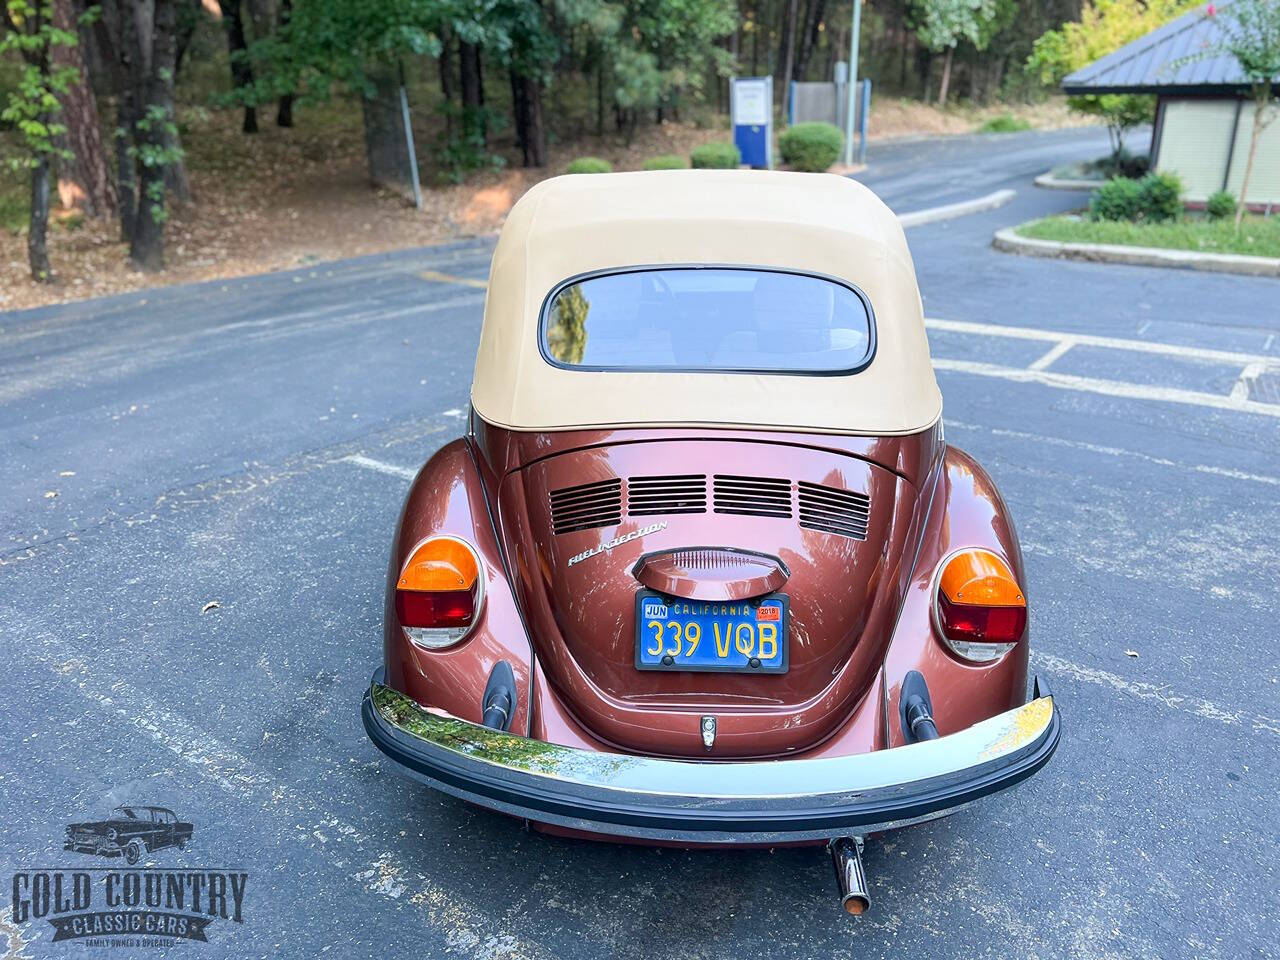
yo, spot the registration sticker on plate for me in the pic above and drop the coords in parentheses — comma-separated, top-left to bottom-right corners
(634, 591, 788, 673)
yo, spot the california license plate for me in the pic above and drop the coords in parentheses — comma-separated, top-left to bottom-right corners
(634, 591, 788, 673)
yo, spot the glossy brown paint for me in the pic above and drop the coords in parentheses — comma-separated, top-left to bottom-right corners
(381, 419, 1026, 771)
(497, 436, 913, 758)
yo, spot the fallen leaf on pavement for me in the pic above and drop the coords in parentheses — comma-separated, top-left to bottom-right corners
(201, 601, 221, 614)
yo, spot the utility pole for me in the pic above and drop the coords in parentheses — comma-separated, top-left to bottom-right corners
(843, 0, 862, 166)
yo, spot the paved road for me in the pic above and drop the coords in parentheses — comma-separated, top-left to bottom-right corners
(2, 127, 1277, 960)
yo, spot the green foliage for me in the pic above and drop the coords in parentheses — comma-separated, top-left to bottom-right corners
(1206, 190, 1237, 221)
(1028, 0, 1194, 156)
(0, 190, 27, 233)
(642, 154, 685, 170)
(977, 112, 1031, 132)
(546, 282, 589, 363)
(1090, 172, 1184, 222)
(566, 155, 611, 173)
(1089, 177, 1143, 222)
(1137, 171, 1183, 222)
(131, 103, 184, 223)
(690, 140, 740, 169)
(0, 0, 80, 169)
(778, 122, 843, 172)
(1019, 213, 1280, 259)
(916, 0, 1001, 53)
(1198, 0, 1280, 84)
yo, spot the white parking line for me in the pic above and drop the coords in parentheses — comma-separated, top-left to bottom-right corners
(1230, 361, 1266, 402)
(932, 357, 1280, 418)
(31, 648, 549, 960)
(343, 454, 419, 481)
(1033, 652, 1280, 739)
(944, 418, 1280, 487)
(1027, 339, 1075, 371)
(926, 317, 1280, 369)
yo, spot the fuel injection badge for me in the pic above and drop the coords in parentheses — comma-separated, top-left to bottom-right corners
(567, 521, 667, 568)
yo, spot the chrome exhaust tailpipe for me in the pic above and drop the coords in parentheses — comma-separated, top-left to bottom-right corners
(829, 837, 870, 915)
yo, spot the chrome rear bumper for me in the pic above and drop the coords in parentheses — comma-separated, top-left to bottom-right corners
(361, 668, 1059, 844)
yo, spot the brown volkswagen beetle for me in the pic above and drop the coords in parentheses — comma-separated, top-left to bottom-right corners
(362, 171, 1060, 913)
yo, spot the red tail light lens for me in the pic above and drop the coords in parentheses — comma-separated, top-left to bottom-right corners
(395, 536, 484, 648)
(933, 549, 1026, 662)
(936, 594, 1027, 645)
(394, 588, 475, 629)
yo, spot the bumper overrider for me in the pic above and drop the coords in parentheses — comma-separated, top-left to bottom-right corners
(361, 668, 1060, 844)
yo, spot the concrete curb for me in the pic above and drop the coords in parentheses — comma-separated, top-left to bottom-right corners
(1034, 171, 1105, 191)
(898, 189, 1016, 228)
(993, 227, 1280, 278)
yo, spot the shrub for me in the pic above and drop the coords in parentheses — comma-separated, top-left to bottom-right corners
(643, 154, 686, 170)
(690, 141, 741, 169)
(778, 122, 843, 172)
(1090, 177, 1144, 222)
(566, 156, 611, 174)
(1206, 189, 1237, 221)
(978, 113, 1032, 133)
(1137, 171, 1183, 222)
(1117, 151, 1150, 179)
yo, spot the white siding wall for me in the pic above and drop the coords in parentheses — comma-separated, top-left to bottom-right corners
(1155, 99, 1236, 201)
(1156, 97, 1280, 205)
(1224, 101, 1280, 206)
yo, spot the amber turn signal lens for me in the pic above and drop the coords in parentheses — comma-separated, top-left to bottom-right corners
(396, 536, 483, 646)
(399, 536, 479, 593)
(934, 549, 1026, 660)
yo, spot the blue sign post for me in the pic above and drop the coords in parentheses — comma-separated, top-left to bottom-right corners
(731, 76, 773, 169)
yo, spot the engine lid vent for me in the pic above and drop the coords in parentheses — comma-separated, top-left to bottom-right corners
(627, 475, 707, 516)
(549, 478, 622, 534)
(713, 475, 792, 518)
(798, 481, 870, 540)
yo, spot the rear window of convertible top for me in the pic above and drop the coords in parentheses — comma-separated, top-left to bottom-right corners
(540, 267, 874, 374)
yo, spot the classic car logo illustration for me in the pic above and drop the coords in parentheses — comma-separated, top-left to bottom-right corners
(65, 805, 193, 865)
(7, 806, 247, 947)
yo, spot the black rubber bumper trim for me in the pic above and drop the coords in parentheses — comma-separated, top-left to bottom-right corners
(361, 669, 1061, 836)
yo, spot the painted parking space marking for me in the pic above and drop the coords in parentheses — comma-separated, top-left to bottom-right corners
(342, 454, 419, 481)
(932, 356, 1280, 417)
(925, 317, 1280, 368)
(944, 419, 1280, 488)
(1032, 652, 1280, 739)
(928, 316, 1280, 418)
(419, 269, 490, 289)
(24, 643, 551, 960)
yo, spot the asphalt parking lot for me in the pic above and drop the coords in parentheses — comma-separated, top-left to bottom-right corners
(2, 126, 1278, 959)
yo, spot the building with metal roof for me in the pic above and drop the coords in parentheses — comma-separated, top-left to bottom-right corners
(1062, 2, 1279, 207)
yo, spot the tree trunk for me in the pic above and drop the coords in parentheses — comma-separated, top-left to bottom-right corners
(216, 0, 258, 133)
(174, 0, 200, 79)
(130, 0, 178, 271)
(937, 46, 954, 108)
(793, 0, 826, 82)
(510, 69, 545, 167)
(778, 0, 798, 97)
(749, 0, 760, 75)
(50, 0, 117, 219)
(459, 40, 485, 146)
(438, 24, 455, 139)
(1235, 87, 1273, 229)
(29, 147, 53, 281)
(276, 0, 293, 126)
(595, 56, 604, 137)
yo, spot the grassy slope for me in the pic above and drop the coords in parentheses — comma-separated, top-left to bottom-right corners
(1018, 215, 1280, 259)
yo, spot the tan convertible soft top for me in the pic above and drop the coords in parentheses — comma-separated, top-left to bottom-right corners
(471, 170, 941, 435)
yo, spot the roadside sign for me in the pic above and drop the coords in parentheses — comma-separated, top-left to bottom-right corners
(731, 76, 773, 169)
